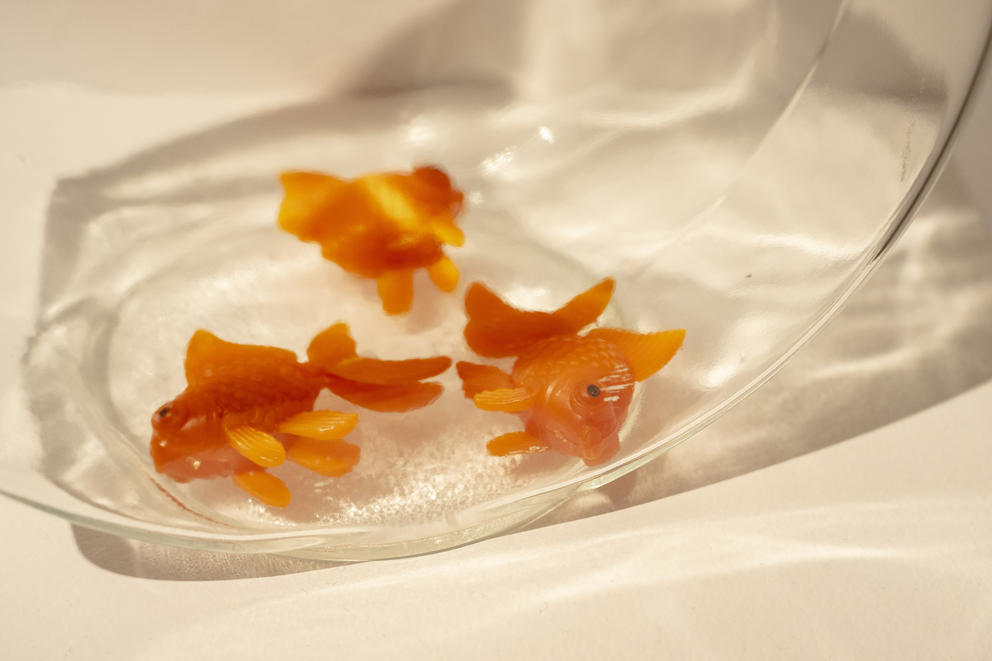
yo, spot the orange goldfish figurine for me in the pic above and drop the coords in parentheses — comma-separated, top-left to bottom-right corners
(151, 323, 451, 507)
(277, 166, 465, 315)
(456, 279, 685, 466)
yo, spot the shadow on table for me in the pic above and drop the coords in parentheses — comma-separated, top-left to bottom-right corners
(70, 164, 992, 580)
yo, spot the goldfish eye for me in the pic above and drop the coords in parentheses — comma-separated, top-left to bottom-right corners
(153, 401, 188, 429)
(586, 384, 601, 397)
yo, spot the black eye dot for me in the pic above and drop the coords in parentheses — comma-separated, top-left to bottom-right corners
(586, 384, 601, 397)
(157, 406, 171, 418)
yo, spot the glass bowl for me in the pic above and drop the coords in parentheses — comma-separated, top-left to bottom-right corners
(4, 0, 991, 560)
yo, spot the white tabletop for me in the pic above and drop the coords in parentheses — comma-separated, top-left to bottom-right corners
(3, 33, 992, 661)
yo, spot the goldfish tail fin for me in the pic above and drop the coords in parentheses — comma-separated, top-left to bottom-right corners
(326, 378, 444, 412)
(277, 172, 345, 240)
(306, 323, 358, 370)
(309, 323, 451, 383)
(330, 356, 452, 385)
(464, 278, 615, 357)
(455, 361, 515, 398)
(585, 328, 685, 381)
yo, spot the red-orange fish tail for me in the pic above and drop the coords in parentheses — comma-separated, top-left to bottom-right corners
(464, 278, 615, 358)
(307, 323, 450, 412)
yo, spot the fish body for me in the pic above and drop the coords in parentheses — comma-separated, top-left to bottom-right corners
(457, 279, 684, 465)
(151, 324, 451, 507)
(278, 166, 465, 314)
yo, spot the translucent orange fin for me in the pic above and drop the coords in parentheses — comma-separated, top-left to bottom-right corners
(430, 218, 465, 247)
(326, 378, 443, 412)
(329, 356, 452, 385)
(225, 426, 286, 467)
(486, 431, 549, 456)
(555, 278, 615, 330)
(185, 330, 297, 385)
(306, 323, 358, 370)
(234, 470, 291, 508)
(427, 255, 459, 292)
(455, 361, 515, 398)
(585, 328, 686, 381)
(378, 269, 415, 315)
(473, 387, 535, 413)
(277, 171, 345, 239)
(286, 438, 361, 477)
(277, 410, 358, 440)
(464, 278, 615, 357)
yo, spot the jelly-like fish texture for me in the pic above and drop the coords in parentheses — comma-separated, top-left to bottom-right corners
(151, 324, 451, 507)
(277, 166, 465, 315)
(457, 279, 685, 466)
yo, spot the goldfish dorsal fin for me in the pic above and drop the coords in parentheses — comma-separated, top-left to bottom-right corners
(473, 387, 535, 413)
(464, 279, 614, 358)
(306, 323, 358, 370)
(554, 278, 615, 330)
(185, 330, 298, 385)
(585, 328, 685, 381)
(277, 172, 345, 239)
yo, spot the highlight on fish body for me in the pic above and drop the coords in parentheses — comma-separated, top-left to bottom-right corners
(457, 278, 685, 466)
(150, 323, 452, 507)
(277, 165, 465, 315)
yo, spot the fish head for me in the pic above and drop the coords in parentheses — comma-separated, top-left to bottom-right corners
(149, 395, 234, 481)
(529, 360, 635, 466)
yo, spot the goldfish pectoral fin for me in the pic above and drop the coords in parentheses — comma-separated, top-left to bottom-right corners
(553, 278, 615, 331)
(306, 323, 358, 369)
(430, 217, 465, 247)
(473, 387, 535, 413)
(330, 356, 452, 385)
(427, 255, 460, 292)
(234, 470, 291, 508)
(225, 426, 286, 468)
(327, 379, 444, 412)
(286, 438, 361, 477)
(586, 328, 686, 381)
(277, 171, 344, 238)
(455, 361, 515, 398)
(185, 331, 297, 385)
(377, 269, 415, 315)
(277, 410, 359, 440)
(486, 431, 549, 457)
